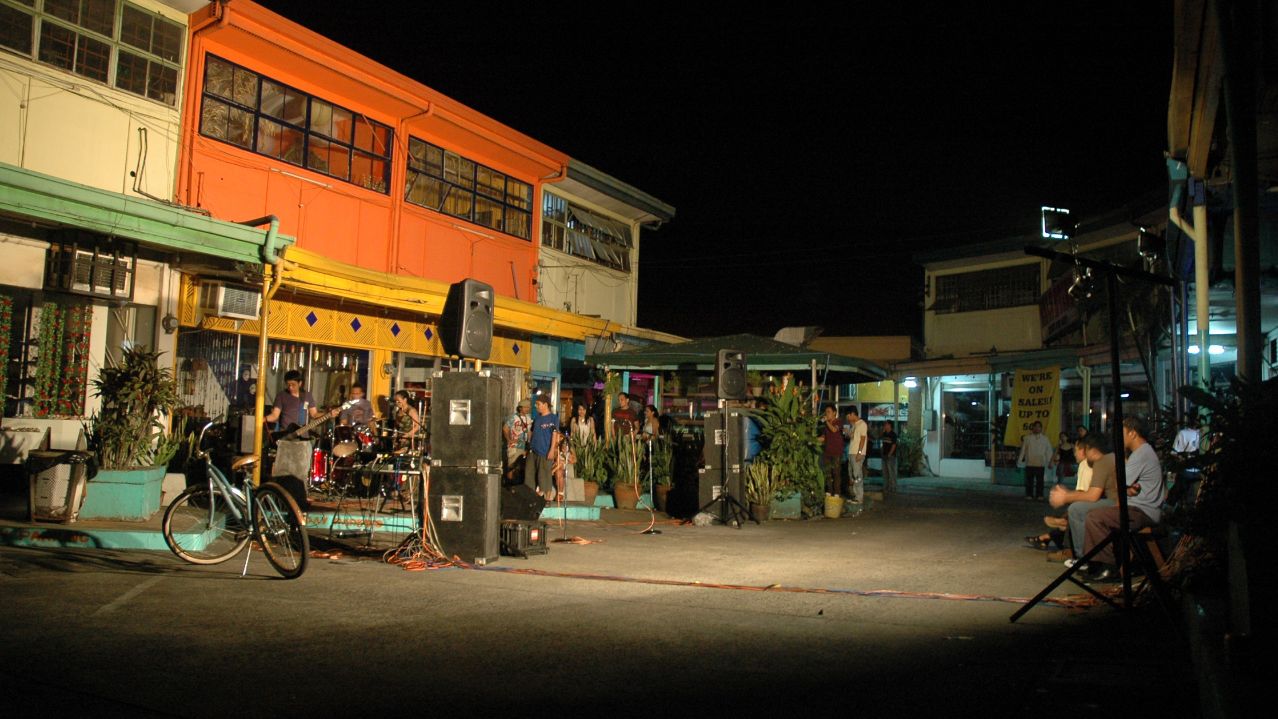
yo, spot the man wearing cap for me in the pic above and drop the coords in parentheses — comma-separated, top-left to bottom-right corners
(503, 398, 533, 469)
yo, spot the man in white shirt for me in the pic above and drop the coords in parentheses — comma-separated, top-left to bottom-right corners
(1018, 421, 1054, 500)
(844, 409, 868, 504)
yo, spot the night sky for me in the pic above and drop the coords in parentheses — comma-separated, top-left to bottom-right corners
(256, 1, 1173, 340)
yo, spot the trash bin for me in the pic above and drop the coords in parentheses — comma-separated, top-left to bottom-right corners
(26, 450, 96, 523)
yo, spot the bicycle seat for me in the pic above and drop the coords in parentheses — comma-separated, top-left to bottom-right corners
(232, 454, 260, 472)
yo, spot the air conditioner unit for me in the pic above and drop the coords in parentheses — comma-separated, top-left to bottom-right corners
(70, 249, 130, 297)
(199, 281, 261, 320)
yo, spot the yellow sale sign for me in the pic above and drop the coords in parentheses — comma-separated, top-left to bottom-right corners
(1003, 367, 1061, 448)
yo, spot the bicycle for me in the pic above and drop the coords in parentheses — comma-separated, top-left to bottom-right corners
(162, 419, 310, 579)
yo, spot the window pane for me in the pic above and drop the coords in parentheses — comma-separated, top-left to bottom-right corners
(119, 3, 149, 52)
(151, 15, 181, 62)
(204, 56, 232, 99)
(226, 104, 252, 148)
(0, 4, 34, 55)
(309, 100, 332, 137)
(352, 153, 387, 193)
(45, 0, 115, 36)
(307, 135, 349, 179)
(424, 144, 443, 176)
(148, 62, 176, 105)
(115, 48, 147, 95)
(406, 173, 445, 210)
(442, 187, 472, 220)
(507, 209, 531, 240)
(353, 119, 388, 155)
(38, 21, 76, 71)
(507, 178, 532, 210)
(256, 118, 302, 165)
(199, 98, 228, 140)
(476, 166, 503, 200)
(74, 33, 109, 81)
(408, 137, 426, 168)
(474, 196, 503, 231)
(331, 106, 353, 142)
(260, 80, 290, 122)
(231, 65, 257, 107)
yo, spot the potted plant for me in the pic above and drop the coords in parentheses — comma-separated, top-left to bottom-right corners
(79, 346, 181, 521)
(571, 433, 605, 506)
(748, 378, 824, 516)
(745, 461, 783, 522)
(649, 436, 674, 512)
(606, 433, 643, 509)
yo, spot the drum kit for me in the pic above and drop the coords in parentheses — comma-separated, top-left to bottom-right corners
(306, 418, 427, 511)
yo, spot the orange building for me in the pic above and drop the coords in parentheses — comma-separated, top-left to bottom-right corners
(167, 1, 676, 438)
(177, 0, 565, 299)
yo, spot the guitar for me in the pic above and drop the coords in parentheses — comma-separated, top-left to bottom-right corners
(271, 399, 358, 444)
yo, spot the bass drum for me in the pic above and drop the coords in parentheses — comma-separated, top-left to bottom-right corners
(332, 425, 359, 458)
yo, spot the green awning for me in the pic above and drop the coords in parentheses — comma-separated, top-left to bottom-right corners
(0, 163, 293, 265)
(587, 333, 889, 384)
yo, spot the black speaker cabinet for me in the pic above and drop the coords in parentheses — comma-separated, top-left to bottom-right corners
(439, 278, 494, 360)
(715, 349, 747, 400)
(429, 370, 503, 468)
(427, 466, 500, 565)
(697, 465, 743, 521)
(701, 409, 752, 469)
(501, 483, 546, 521)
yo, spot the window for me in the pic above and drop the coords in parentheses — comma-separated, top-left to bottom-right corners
(199, 55, 393, 193)
(932, 264, 1040, 314)
(541, 192, 632, 272)
(405, 137, 532, 240)
(0, 0, 183, 105)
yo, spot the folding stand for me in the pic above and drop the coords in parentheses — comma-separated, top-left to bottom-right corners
(695, 404, 756, 528)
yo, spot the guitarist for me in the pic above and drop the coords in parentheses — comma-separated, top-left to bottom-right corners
(264, 370, 332, 436)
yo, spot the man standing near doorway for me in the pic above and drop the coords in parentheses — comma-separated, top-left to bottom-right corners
(503, 398, 532, 469)
(525, 395, 560, 499)
(845, 408, 868, 504)
(1018, 420, 1054, 501)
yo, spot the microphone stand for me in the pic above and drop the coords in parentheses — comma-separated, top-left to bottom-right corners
(641, 436, 661, 535)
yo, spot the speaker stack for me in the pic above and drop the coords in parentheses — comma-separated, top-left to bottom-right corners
(698, 408, 750, 520)
(425, 278, 503, 564)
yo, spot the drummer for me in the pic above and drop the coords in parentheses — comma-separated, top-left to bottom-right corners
(392, 389, 423, 453)
(338, 383, 374, 427)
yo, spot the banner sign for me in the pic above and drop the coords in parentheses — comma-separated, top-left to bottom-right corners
(1002, 367, 1060, 448)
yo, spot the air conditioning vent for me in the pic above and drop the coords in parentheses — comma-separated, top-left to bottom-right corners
(43, 240, 136, 301)
(199, 281, 260, 320)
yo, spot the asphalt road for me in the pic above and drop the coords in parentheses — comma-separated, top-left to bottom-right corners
(0, 488, 1197, 718)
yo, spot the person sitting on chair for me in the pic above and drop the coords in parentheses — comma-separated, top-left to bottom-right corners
(391, 390, 422, 453)
(1044, 433, 1117, 563)
(1079, 416, 1167, 582)
(338, 383, 374, 427)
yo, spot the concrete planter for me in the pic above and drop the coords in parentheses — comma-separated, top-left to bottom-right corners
(78, 466, 167, 521)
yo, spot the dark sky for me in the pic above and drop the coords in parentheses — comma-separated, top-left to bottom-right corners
(256, 1, 1173, 340)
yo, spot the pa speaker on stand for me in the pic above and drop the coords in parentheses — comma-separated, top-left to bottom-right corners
(715, 348, 748, 400)
(439, 278, 494, 360)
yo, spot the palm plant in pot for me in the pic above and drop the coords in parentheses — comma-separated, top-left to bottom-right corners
(80, 346, 181, 520)
(745, 461, 784, 522)
(571, 433, 606, 506)
(606, 433, 643, 509)
(648, 436, 674, 512)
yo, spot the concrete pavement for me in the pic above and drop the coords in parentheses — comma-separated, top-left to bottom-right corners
(0, 477, 1197, 717)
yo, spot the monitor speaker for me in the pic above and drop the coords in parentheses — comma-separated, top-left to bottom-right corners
(429, 370, 503, 468)
(501, 483, 546, 521)
(427, 466, 500, 565)
(439, 278, 494, 360)
(715, 349, 747, 400)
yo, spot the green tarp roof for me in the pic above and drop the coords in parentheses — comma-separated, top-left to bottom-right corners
(587, 333, 889, 384)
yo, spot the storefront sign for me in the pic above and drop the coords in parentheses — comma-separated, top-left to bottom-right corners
(1002, 367, 1060, 447)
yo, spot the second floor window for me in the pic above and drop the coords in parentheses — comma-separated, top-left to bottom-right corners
(199, 55, 393, 193)
(932, 264, 1040, 314)
(405, 137, 532, 240)
(541, 192, 631, 272)
(0, 0, 183, 105)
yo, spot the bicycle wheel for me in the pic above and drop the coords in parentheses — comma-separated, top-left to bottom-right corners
(253, 482, 310, 579)
(163, 486, 250, 565)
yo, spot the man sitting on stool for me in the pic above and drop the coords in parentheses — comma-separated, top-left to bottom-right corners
(1045, 433, 1117, 562)
(1081, 416, 1167, 582)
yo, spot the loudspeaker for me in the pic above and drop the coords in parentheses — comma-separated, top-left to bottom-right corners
(501, 483, 546, 521)
(715, 349, 747, 400)
(427, 466, 500, 565)
(701, 409, 753, 469)
(697, 465, 743, 521)
(439, 278, 494, 360)
(429, 370, 503, 468)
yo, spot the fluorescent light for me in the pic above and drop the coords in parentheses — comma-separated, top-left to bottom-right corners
(1120, 392, 1131, 399)
(903, 377, 918, 389)
(1209, 345, 1225, 355)
(1187, 345, 1200, 354)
